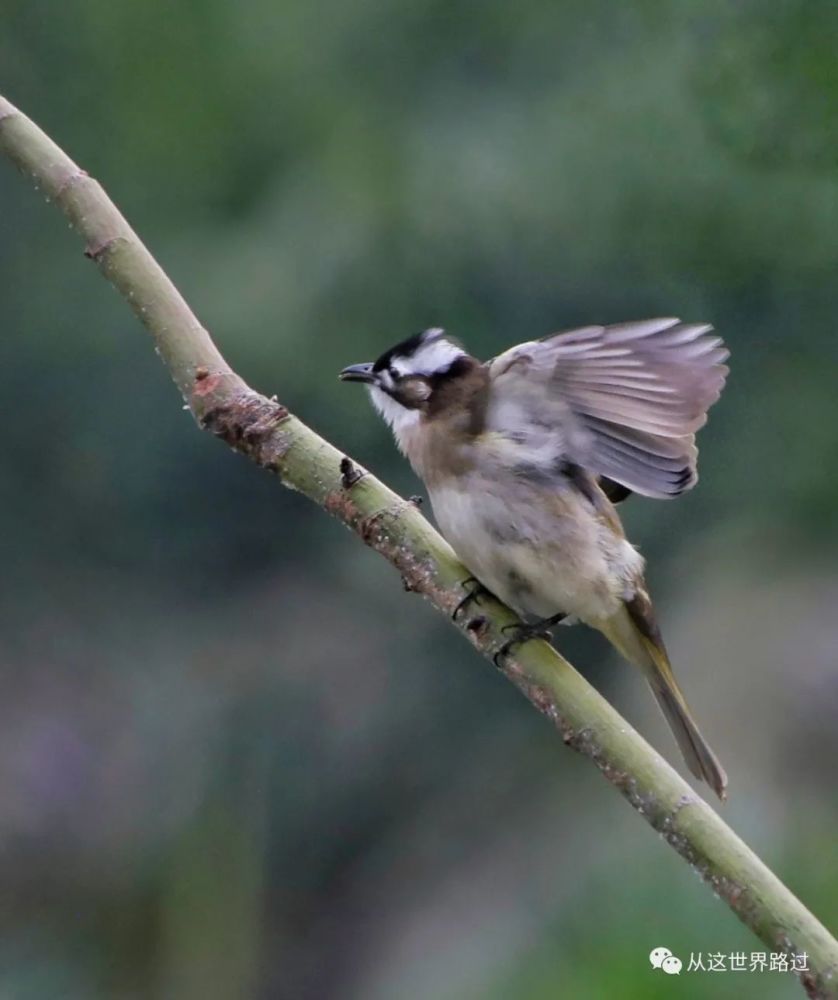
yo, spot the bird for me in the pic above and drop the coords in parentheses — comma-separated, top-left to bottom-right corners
(340, 320, 729, 799)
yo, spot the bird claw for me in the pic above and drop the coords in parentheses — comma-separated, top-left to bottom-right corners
(492, 614, 566, 666)
(452, 576, 487, 621)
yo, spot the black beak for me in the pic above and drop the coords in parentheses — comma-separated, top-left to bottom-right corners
(339, 362, 377, 384)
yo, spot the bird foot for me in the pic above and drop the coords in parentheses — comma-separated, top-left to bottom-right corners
(493, 613, 567, 666)
(452, 576, 488, 621)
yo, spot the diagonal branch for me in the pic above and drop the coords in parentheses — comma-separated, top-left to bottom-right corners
(2, 94, 836, 999)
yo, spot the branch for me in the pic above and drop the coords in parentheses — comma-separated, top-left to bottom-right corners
(2, 94, 836, 999)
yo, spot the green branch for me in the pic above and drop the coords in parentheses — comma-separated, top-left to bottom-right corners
(2, 94, 836, 999)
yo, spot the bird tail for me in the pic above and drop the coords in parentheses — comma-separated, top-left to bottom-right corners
(597, 598, 728, 801)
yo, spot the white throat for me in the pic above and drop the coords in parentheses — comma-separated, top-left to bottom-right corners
(368, 385, 421, 453)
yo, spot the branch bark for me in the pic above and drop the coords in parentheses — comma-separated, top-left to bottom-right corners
(2, 94, 836, 998)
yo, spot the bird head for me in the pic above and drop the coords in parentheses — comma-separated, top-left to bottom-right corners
(340, 328, 475, 437)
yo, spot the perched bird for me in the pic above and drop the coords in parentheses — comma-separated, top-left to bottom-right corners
(340, 321, 729, 799)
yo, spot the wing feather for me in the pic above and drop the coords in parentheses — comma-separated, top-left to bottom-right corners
(486, 318, 729, 499)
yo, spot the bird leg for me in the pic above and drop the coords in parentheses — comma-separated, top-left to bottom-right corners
(452, 576, 488, 621)
(494, 612, 567, 666)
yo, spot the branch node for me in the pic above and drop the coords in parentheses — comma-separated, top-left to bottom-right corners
(242, 407, 289, 445)
(199, 395, 289, 470)
(408, 494, 423, 506)
(84, 233, 124, 261)
(54, 166, 88, 199)
(340, 456, 364, 489)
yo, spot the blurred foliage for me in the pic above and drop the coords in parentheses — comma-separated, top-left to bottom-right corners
(1, 1, 837, 998)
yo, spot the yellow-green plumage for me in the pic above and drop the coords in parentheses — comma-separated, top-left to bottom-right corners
(596, 602, 728, 799)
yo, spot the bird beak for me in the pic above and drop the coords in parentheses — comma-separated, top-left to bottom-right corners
(339, 362, 377, 385)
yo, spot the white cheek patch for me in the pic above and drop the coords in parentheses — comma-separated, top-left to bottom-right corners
(367, 385, 421, 450)
(392, 333, 464, 376)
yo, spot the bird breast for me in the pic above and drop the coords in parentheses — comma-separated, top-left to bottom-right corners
(427, 468, 645, 624)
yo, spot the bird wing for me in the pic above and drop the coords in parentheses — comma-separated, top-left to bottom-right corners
(484, 318, 729, 499)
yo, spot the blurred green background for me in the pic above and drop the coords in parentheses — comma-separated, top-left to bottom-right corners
(2, 2, 837, 998)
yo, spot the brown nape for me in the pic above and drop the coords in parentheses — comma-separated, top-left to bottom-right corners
(426, 356, 490, 435)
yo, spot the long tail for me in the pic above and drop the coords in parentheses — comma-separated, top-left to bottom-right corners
(596, 596, 728, 801)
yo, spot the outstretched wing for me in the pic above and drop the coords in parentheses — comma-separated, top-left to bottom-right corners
(485, 318, 729, 499)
